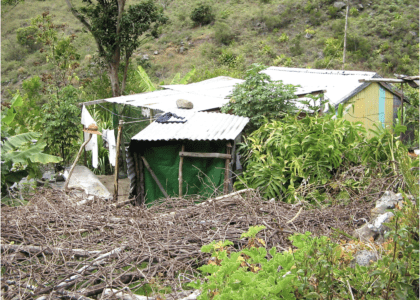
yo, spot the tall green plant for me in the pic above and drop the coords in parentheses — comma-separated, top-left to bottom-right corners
(1, 94, 62, 195)
(41, 86, 81, 164)
(236, 109, 365, 201)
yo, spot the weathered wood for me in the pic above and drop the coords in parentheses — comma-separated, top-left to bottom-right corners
(179, 152, 232, 159)
(224, 143, 232, 194)
(109, 198, 135, 209)
(120, 134, 127, 176)
(64, 134, 92, 191)
(1, 244, 101, 258)
(138, 153, 145, 205)
(113, 120, 123, 201)
(179, 145, 185, 197)
(141, 156, 169, 198)
(133, 153, 141, 205)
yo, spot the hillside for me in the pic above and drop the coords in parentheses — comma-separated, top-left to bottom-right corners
(1, 0, 419, 100)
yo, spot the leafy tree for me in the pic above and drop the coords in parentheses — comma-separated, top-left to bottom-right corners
(190, 3, 215, 26)
(41, 86, 81, 164)
(31, 12, 81, 91)
(221, 64, 297, 131)
(65, 0, 167, 97)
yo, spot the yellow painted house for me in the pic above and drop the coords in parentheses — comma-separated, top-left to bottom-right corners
(262, 67, 404, 132)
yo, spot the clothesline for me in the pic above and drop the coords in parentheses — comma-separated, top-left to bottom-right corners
(95, 103, 148, 120)
(122, 119, 157, 125)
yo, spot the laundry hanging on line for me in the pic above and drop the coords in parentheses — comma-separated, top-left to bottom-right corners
(102, 129, 116, 167)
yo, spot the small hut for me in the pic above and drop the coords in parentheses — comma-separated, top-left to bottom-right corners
(128, 111, 249, 204)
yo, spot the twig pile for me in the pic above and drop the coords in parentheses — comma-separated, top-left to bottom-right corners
(1, 186, 375, 299)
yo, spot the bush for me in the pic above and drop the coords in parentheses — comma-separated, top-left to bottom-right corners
(221, 63, 298, 132)
(289, 34, 303, 56)
(214, 22, 235, 45)
(192, 218, 419, 299)
(190, 3, 215, 26)
(16, 25, 41, 52)
(235, 108, 366, 200)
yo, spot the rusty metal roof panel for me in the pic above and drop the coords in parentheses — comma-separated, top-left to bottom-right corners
(131, 111, 249, 142)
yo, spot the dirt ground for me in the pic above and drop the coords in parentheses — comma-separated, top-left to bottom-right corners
(96, 175, 131, 201)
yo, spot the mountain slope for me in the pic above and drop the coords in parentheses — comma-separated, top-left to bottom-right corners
(1, 0, 419, 100)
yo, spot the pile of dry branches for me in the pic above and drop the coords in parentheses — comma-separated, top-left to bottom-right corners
(1, 186, 375, 300)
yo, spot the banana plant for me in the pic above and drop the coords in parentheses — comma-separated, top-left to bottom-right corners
(1, 132, 62, 193)
(137, 66, 196, 92)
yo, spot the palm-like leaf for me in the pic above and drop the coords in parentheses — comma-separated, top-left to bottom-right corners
(137, 66, 156, 92)
(1, 132, 40, 153)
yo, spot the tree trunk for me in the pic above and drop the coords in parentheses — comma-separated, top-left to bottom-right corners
(108, 61, 120, 97)
(120, 54, 130, 95)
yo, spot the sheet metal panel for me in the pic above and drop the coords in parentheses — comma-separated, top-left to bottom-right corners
(103, 75, 329, 113)
(262, 67, 378, 108)
(131, 111, 249, 142)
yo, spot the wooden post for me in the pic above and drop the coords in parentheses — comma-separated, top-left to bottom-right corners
(224, 142, 232, 194)
(83, 148, 87, 167)
(120, 135, 128, 177)
(149, 109, 154, 124)
(64, 134, 92, 191)
(141, 156, 169, 198)
(113, 120, 123, 201)
(179, 144, 185, 198)
(400, 82, 404, 140)
(343, 0, 349, 68)
(138, 153, 145, 205)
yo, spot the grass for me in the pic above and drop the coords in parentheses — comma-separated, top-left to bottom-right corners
(1, 0, 419, 100)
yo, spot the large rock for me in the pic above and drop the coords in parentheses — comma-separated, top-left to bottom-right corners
(333, 1, 346, 9)
(371, 191, 401, 218)
(352, 223, 379, 241)
(350, 250, 377, 267)
(176, 99, 194, 109)
(66, 166, 112, 200)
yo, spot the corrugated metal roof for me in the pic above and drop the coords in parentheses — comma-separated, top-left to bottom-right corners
(131, 111, 249, 142)
(262, 67, 379, 108)
(103, 75, 326, 113)
(104, 76, 244, 112)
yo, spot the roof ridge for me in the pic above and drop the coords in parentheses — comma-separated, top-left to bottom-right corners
(266, 66, 377, 76)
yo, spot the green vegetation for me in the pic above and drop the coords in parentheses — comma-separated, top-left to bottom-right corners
(1, 92, 62, 196)
(191, 209, 419, 299)
(221, 64, 297, 131)
(2, 0, 419, 100)
(190, 3, 215, 26)
(235, 105, 366, 200)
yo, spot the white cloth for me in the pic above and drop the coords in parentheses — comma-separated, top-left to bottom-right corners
(102, 129, 116, 167)
(81, 105, 98, 168)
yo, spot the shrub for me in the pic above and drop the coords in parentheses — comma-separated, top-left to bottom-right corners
(289, 34, 303, 56)
(221, 63, 298, 132)
(235, 108, 366, 200)
(190, 3, 215, 26)
(214, 22, 235, 45)
(16, 25, 41, 52)
(278, 32, 289, 43)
